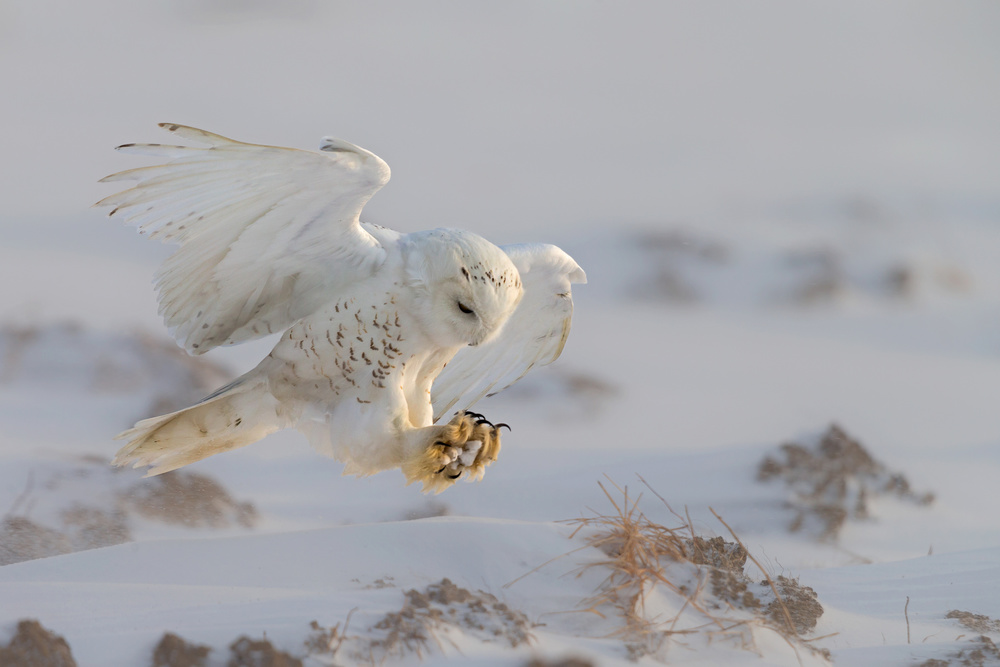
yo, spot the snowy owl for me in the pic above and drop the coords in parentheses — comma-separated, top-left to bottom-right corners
(97, 124, 586, 493)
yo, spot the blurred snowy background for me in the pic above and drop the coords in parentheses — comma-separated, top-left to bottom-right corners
(2, 2, 1000, 665)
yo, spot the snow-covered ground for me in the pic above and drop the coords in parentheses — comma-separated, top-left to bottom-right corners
(2, 2, 1000, 665)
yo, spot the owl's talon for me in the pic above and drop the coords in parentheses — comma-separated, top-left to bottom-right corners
(494, 423, 510, 432)
(403, 410, 508, 493)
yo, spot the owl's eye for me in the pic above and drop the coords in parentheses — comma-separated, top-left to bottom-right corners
(457, 301, 474, 315)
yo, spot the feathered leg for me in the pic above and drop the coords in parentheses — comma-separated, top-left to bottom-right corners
(400, 411, 506, 494)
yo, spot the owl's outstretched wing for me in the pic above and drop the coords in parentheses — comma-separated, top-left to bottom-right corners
(431, 243, 587, 421)
(96, 123, 391, 354)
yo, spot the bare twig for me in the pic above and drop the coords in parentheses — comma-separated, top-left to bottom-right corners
(4, 470, 35, 519)
(905, 596, 911, 644)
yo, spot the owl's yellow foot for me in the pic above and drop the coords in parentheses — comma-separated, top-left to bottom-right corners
(402, 411, 507, 494)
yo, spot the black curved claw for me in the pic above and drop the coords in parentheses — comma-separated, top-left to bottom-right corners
(475, 417, 494, 427)
(447, 471, 462, 480)
(494, 423, 511, 432)
(436, 466, 447, 474)
(464, 411, 485, 420)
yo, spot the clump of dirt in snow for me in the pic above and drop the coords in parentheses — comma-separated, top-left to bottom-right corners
(684, 535, 760, 610)
(123, 470, 258, 529)
(0, 619, 77, 667)
(757, 423, 934, 540)
(306, 578, 533, 663)
(946, 610, 1000, 635)
(60, 504, 131, 550)
(765, 576, 823, 635)
(152, 633, 211, 667)
(145, 632, 301, 667)
(628, 228, 729, 304)
(1, 464, 258, 566)
(917, 635, 1000, 667)
(227, 636, 302, 667)
(0, 517, 76, 565)
(525, 657, 596, 667)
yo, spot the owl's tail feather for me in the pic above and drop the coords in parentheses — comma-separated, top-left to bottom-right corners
(112, 372, 282, 476)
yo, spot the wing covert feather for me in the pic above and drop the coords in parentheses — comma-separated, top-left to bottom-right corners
(95, 123, 391, 353)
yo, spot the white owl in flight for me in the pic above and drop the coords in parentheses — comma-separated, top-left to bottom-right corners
(98, 124, 585, 493)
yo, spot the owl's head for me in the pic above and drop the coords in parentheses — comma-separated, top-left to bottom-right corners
(402, 229, 523, 348)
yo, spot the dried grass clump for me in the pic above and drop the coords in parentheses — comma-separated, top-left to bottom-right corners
(0, 619, 77, 667)
(558, 479, 826, 662)
(146, 632, 300, 667)
(758, 424, 934, 540)
(917, 635, 1000, 667)
(228, 635, 302, 667)
(152, 632, 211, 667)
(946, 610, 1000, 635)
(306, 578, 533, 664)
(524, 657, 595, 667)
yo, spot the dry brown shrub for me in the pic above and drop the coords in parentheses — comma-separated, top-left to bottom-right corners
(525, 657, 596, 667)
(758, 424, 934, 540)
(557, 479, 827, 662)
(946, 611, 1000, 635)
(1, 463, 258, 565)
(0, 619, 77, 667)
(228, 635, 302, 667)
(370, 578, 531, 659)
(123, 470, 258, 529)
(917, 635, 1000, 667)
(60, 505, 132, 550)
(152, 632, 211, 667)
(306, 578, 532, 663)
(0, 517, 75, 565)
(304, 616, 354, 662)
(630, 229, 729, 304)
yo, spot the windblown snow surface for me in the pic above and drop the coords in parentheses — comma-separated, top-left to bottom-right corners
(2, 2, 1000, 666)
